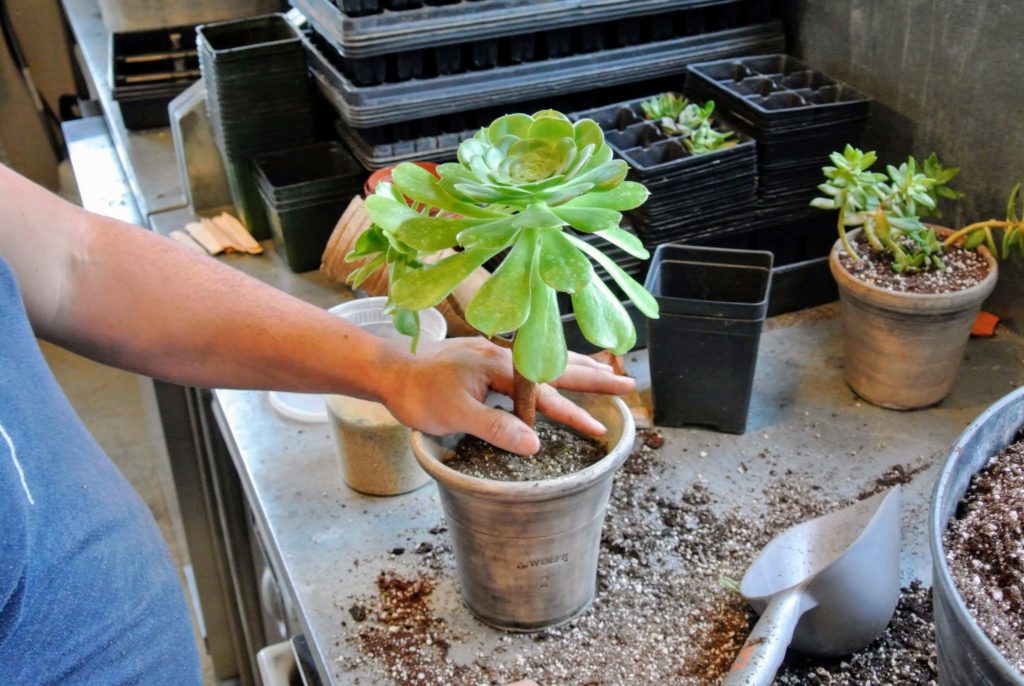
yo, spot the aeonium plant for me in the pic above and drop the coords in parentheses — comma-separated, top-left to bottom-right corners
(361, 110, 659, 428)
(812, 145, 1024, 273)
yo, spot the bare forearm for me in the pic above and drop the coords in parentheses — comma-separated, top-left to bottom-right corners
(54, 213, 408, 399)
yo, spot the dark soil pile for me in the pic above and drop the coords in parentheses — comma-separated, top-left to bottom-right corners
(838, 237, 989, 294)
(944, 438, 1024, 673)
(445, 422, 605, 481)
(341, 434, 939, 684)
(775, 580, 936, 685)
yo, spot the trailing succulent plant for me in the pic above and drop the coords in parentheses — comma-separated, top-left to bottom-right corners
(812, 145, 1024, 273)
(354, 110, 658, 425)
(639, 93, 735, 154)
(812, 145, 961, 272)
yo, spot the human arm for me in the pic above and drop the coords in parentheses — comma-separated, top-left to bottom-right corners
(0, 164, 633, 454)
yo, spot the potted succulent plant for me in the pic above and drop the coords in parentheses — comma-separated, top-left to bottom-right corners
(811, 145, 1023, 409)
(359, 109, 658, 630)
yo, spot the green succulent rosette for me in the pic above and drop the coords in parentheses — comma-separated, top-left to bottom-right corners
(363, 110, 658, 384)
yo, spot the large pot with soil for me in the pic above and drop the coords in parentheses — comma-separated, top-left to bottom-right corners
(411, 392, 634, 631)
(930, 385, 1024, 685)
(829, 226, 997, 409)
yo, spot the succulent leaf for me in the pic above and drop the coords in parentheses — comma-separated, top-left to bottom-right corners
(466, 229, 537, 336)
(571, 276, 636, 354)
(512, 267, 567, 384)
(537, 228, 594, 294)
(391, 247, 498, 310)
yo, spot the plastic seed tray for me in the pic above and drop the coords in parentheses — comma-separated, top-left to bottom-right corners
(685, 54, 871, 131)
(306, 21, 785, 127)
(331, 74, 688, 170)
(292, 0, 775, 58)
(110, 24, 201, 129)
(304, 1, 770, 88)
(571, 94, 758, 247)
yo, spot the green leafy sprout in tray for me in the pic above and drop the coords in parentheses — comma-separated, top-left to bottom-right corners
(639, 92, 736, 154)
(350, 110, 659, 426)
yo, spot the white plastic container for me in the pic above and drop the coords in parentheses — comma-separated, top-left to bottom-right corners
(326, 298, 446, 496)
(98, 0, 284, 33)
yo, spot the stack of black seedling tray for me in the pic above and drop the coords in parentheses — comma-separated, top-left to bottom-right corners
(110, 25, 201, 130)
(304, 16, 785, 128)
(686, 54, 871, 223)
(572, 95, 759, 249)
(331, 74, 689, 170)
(299, 0, 776, 57)
(253, 141, 364, 272)
(197, 13, 318, 237)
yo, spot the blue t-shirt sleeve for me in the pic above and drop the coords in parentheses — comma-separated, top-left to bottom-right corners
(0, 256, 201, 684)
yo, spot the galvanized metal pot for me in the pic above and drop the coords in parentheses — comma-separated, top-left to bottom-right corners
(411, 392, 634, 631)
(930, 385, 1024, 685)
(829, 227, 997, 409)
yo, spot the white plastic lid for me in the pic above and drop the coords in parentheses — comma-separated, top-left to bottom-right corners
(268, 391, 329, 423)
(328, 296, 447, 341)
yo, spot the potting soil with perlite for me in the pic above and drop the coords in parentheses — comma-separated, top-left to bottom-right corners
(335, 432, 941, 684)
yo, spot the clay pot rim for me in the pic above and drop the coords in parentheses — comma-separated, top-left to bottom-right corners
(829, 226, 999, 313)
(410, 393, 634, 503)
(363, 161, 440, 197)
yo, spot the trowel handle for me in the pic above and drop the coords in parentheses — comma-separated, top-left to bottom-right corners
(722, 590, 804, 686)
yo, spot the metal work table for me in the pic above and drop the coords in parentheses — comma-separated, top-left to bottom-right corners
(60, 1, 1024, 681)
(213, 311, 1024, 685)
(64, 0, 188, 219)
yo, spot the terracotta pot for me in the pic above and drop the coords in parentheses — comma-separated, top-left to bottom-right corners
(829, 227, 998, 409)
(320, 196, 487, 337)
(411, 392, 635, 631)
(363, 161, 440, 198)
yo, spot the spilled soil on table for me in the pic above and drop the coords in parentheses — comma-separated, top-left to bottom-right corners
(337, 432, 939, 685)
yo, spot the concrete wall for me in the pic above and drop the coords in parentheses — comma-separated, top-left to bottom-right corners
(785, 0, 1024, 328)
(784, 0, 1024, 224)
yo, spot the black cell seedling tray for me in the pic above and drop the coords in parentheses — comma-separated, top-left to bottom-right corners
(307, 21, 785, 127)
(571, 94, 759, 247)
(684, 54, 871, 227)
(686, 54, 871, 130)
(110, 25, 201, 130)
(334, 74, 687, 170)
(294, 0, 776, 57)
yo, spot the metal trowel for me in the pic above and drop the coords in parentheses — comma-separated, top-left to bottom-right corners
(723, 487, 902, 686)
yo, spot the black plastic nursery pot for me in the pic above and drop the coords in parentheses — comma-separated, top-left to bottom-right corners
(252, 142, 364, 273)
(262, 195, 351, 273)
(930, 385, 1024, 686)
(643, 244, 772, 433)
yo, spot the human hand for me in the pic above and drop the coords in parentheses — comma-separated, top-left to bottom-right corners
(379, 337, 634, 455)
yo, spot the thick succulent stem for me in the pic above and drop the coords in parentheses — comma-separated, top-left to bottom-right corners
(942, 220, 1016, 248)
(512, 367, 537, 429)
(838, 211, 859, 260)
(488, 334, 537, 429)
